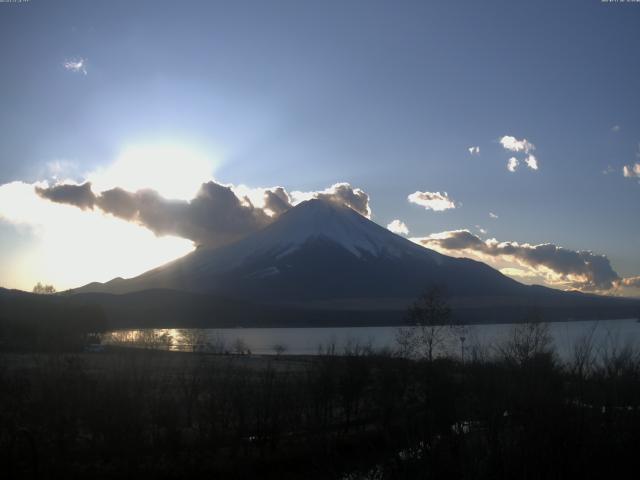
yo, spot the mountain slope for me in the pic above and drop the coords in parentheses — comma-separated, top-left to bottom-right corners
(74, 199, 525, 301)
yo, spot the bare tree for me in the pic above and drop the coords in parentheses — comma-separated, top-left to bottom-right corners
(272, 344, 287, 357)
(569, 322, 598, 379)
(177, 329, 208, 353)
(398, 286, 453, 361)
(232, 337, 248, 355)
(497, 311, 554, 366)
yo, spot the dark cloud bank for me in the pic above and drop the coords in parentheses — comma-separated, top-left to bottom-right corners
(35, 182, 95, 210)
(35, 180, 370, 248)
(414, 229, 625, 292)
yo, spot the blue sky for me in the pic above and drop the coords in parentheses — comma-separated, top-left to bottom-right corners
(1, 0, 639, 293)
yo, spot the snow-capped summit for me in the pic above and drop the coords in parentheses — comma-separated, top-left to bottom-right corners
(205, 198, 440, 261)
(253, 198, 406, 257)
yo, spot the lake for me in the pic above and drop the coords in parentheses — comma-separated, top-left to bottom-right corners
(107, 318, 640, 361)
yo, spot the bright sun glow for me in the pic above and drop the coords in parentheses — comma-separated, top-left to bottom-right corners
(0, 143, 218, 290)
(0, 181, 195, 291)
(89, 143, 217, 200)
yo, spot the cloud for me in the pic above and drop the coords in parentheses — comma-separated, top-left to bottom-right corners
(489, 212, 498, 219)
(35, 181, 274, 248)
(622, 276, 640, 288)
(611, 125, 621, 132)
(35, 182, 96, 210)
(263, 187, 292, 217)
(291, 182, 371, 218)
(34, 180, 372, 248)
(387, 219, 409, 235)
(63, 58, 87, 75)
(415, 229, 484, 251)
(623, 162, 640, 178)
(524, 154, 538, 170)
(313, 183, 371, 218)
(500, 267, 537, 278)
(468, 146, 480, 155)
(408, 191, 456, 212)
(500, 135, 539, 172)
(624, 144, 640, 178)
(500, 135, 535, 154)
(95, 187, 138, 219)
(412, 229, 621, 291)
(230, 185, 292, 217)
(602, 165, 615, 175)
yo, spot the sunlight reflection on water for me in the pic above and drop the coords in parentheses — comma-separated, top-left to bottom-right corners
(104, 318, 640, 360)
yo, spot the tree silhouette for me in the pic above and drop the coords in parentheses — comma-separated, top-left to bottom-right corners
(32, 282, 56, 294)
(398, 286, 453, 361)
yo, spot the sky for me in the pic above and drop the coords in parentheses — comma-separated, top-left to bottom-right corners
(0, 0, 639, 295)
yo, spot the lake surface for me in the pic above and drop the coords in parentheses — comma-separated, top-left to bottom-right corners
(107, 318, 640, 361)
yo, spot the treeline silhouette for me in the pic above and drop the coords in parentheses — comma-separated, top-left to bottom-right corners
(0, 289, 106, 351)
(1, 328, 639, 479)
(4, 285, 640, 334)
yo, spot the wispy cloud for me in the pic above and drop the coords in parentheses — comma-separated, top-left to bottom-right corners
(387, 219, 409, 235)
(489, 212, 498, 219)
(468, 146, 480, 155)
(408, 191, 456, 212)
(611, 125, 621, 132)
(63, 57, 87, 75)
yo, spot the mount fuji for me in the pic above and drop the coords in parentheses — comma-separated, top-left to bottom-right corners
(70, 199, 638, 326)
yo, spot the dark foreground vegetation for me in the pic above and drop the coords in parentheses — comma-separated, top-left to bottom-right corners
(1, 323, 640, 480)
